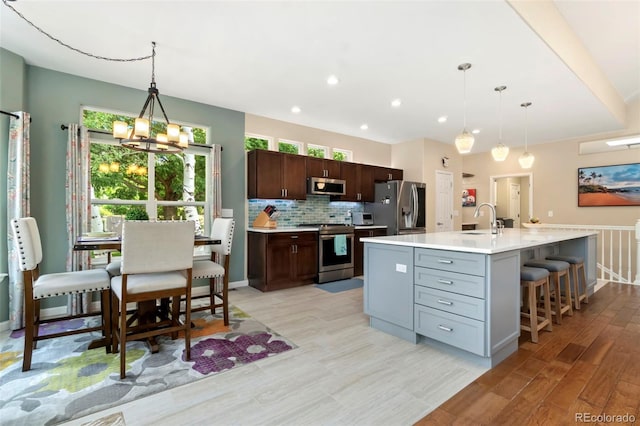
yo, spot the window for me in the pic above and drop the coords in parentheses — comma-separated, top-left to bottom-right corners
(333, 148, 352, 161)
(307, 144, 328, 158)
(83, 108, 212, 250)
(245, 133, 272, 151)
(278, 139, 302, 154)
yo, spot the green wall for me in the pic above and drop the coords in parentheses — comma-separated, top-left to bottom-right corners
(0, 48, 27, 322)
(1, 51, 246, 318)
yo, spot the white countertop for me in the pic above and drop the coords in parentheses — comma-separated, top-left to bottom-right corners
(360, 228, 597, 254)
(248, 225, 387, 233)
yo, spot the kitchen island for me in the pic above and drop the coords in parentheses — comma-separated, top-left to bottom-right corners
(361, 228, 597, 367)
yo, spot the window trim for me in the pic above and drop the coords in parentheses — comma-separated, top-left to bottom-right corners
(332, 148, 353, 161)
(245, 132, 275, 151)
(307, 143, 328, 158)
(278, 138, 303, 154)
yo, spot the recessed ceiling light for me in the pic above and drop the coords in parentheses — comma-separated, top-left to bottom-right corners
(437, 116, 448, 123)
(291, 106, 301, 114)
(472, 129, 480, 134)
(327, 75, 339, 85)
(391, 99, 402, 108)
(360, 124, 369, 130)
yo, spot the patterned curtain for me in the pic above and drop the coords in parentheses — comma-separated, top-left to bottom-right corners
(7, 112, 30, 330)
(65, 124, 91, 314)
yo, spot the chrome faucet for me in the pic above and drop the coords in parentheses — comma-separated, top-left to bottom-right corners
(474, 202, 498, 234)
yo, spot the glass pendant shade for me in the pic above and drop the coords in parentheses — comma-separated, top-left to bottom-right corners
(455, 130, 475, 154)
(491, 143, 509, 161)
(134, 118, 150, 138)
(519, 151, 535, 168)
(113, 121, 129, 139)
(167, 123, 181, 142)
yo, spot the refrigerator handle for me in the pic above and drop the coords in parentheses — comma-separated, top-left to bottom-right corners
(411, 184, 419, 228)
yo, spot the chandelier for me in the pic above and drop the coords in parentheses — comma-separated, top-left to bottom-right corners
(112, 42, 189, 153)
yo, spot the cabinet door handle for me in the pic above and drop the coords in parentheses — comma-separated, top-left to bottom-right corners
(437, 259, 453, 264)
(437, 279, 453, 285)
(388, 173, 392, 180)
(438, 325, 453, 332)
(295, 244, 298, 253)
(437, 299, 453, 306)
(290, 235, 299, 239)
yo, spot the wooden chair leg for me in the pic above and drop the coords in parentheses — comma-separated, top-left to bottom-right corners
(528, 282, 538, 343)
(101, 289, 112, 354)
(222, 276, 229, 326)
(551, 272, 563, 325)
(111, 292, 119, 354)
(171, 296, 180, 340)
(22, 298, 35, 372)
(542, 279, 553, 332)
(33, 299, 41, 350)
(119, 296, 127, 379)
(209, 278, 216, 316)
(562, 271, 573, 317)
(578, 263, 588, 304)
(184, 288, 191, 361)
(570, 264, 581, 310)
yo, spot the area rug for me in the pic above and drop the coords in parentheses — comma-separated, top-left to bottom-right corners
(314, 277, 363, 293)
(0, 306, 296, 425)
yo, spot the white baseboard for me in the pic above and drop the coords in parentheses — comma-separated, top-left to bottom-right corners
(0, 279, 250, 332)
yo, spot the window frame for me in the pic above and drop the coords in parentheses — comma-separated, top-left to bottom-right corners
(332, 148, 353, 162)
(307, 143, 328, 158)
(244, 132, 275, 151)
(277, 138, 303, 154)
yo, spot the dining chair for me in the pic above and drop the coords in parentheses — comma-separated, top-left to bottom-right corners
(110, 220, 195, 379)
(11, 217, 112, 372)
(191, 218, 235, 325)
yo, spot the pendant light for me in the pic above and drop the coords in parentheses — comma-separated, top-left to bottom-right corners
(518, 102, 535, 169)
(113, 42, 190, 153)
(454, 63, 474, 154)
(491, 86, 509, 161)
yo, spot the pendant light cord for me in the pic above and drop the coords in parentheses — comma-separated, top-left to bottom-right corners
(498, 90, 503, 142)
(2, 0, 152, 62)
(463, 70, 467, 129)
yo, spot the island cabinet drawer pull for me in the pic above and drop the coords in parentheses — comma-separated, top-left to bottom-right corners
(438, 325, 453, 332)
(437, 259, 453, 264)
(437, 279, 454, 285)
(290, 235, 299, 239)
(437, 299, 453, 306)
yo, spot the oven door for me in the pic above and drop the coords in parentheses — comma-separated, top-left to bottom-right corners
(319, 233, 354, 272)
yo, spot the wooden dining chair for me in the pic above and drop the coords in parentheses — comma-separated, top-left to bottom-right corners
(191, 218, 235, 325)
(11, 217, 112, 372)
(110, 220, 195, 379)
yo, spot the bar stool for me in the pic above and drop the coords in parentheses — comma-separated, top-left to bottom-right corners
(546, 255, 588, 310)
(524, 259, 573, 324)
(520, 266, 553, 343)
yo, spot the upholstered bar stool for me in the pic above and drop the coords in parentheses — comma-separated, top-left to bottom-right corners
(520, 266, 553, 343)
(524, 259, 573, 324)
(546, 255, 588, 310)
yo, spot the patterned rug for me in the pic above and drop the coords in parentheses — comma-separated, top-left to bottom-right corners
(0, 306, 296, 425)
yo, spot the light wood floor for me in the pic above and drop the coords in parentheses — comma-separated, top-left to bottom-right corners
(416, 282, 640, 425)
(66, 284, 487, 425)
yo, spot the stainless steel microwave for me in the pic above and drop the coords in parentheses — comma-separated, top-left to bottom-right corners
(307, 177, 346, 196)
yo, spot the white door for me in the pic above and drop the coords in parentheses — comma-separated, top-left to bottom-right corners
(509, 183, 521, 228)
(435, 170, 453, 232)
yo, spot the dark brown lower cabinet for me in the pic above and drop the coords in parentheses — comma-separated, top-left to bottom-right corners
(248, 231, 318, 291)
(354, 228, 387, 276)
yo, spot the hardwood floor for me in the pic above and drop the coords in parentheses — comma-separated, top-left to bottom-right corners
(415, 282, 640, 425)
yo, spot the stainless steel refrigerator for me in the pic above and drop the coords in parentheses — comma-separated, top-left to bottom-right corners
(365, 181, 426, 235)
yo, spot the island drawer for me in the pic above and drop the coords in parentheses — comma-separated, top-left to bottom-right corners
(415, 267, 485, 299)
(414, 286, 485, 321)
(415, 248, 485, 276)
(414, 305, 485, 356)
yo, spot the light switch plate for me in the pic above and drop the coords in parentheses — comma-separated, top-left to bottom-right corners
(396, 264, 407, 273)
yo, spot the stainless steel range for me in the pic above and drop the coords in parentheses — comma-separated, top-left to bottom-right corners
(299, 224, 355, 283)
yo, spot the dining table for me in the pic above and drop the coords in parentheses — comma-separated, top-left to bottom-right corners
(74, 234, 222, 353)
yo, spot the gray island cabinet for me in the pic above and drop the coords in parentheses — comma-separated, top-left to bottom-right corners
(362, 228, 597, 368)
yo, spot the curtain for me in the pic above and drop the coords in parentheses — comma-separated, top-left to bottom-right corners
(7, 111, 30, 330)
(208, 144, 223, 290)
(65, 124, 91, 314)
(209, 144, 222, 220)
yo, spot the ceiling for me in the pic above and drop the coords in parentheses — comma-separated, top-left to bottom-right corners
(1, 1, 638, 153)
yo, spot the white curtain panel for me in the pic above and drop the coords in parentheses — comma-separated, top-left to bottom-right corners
(7, 111, 31, 330)
(209, 144, 223, 289)
(65, 124, 91, 315)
